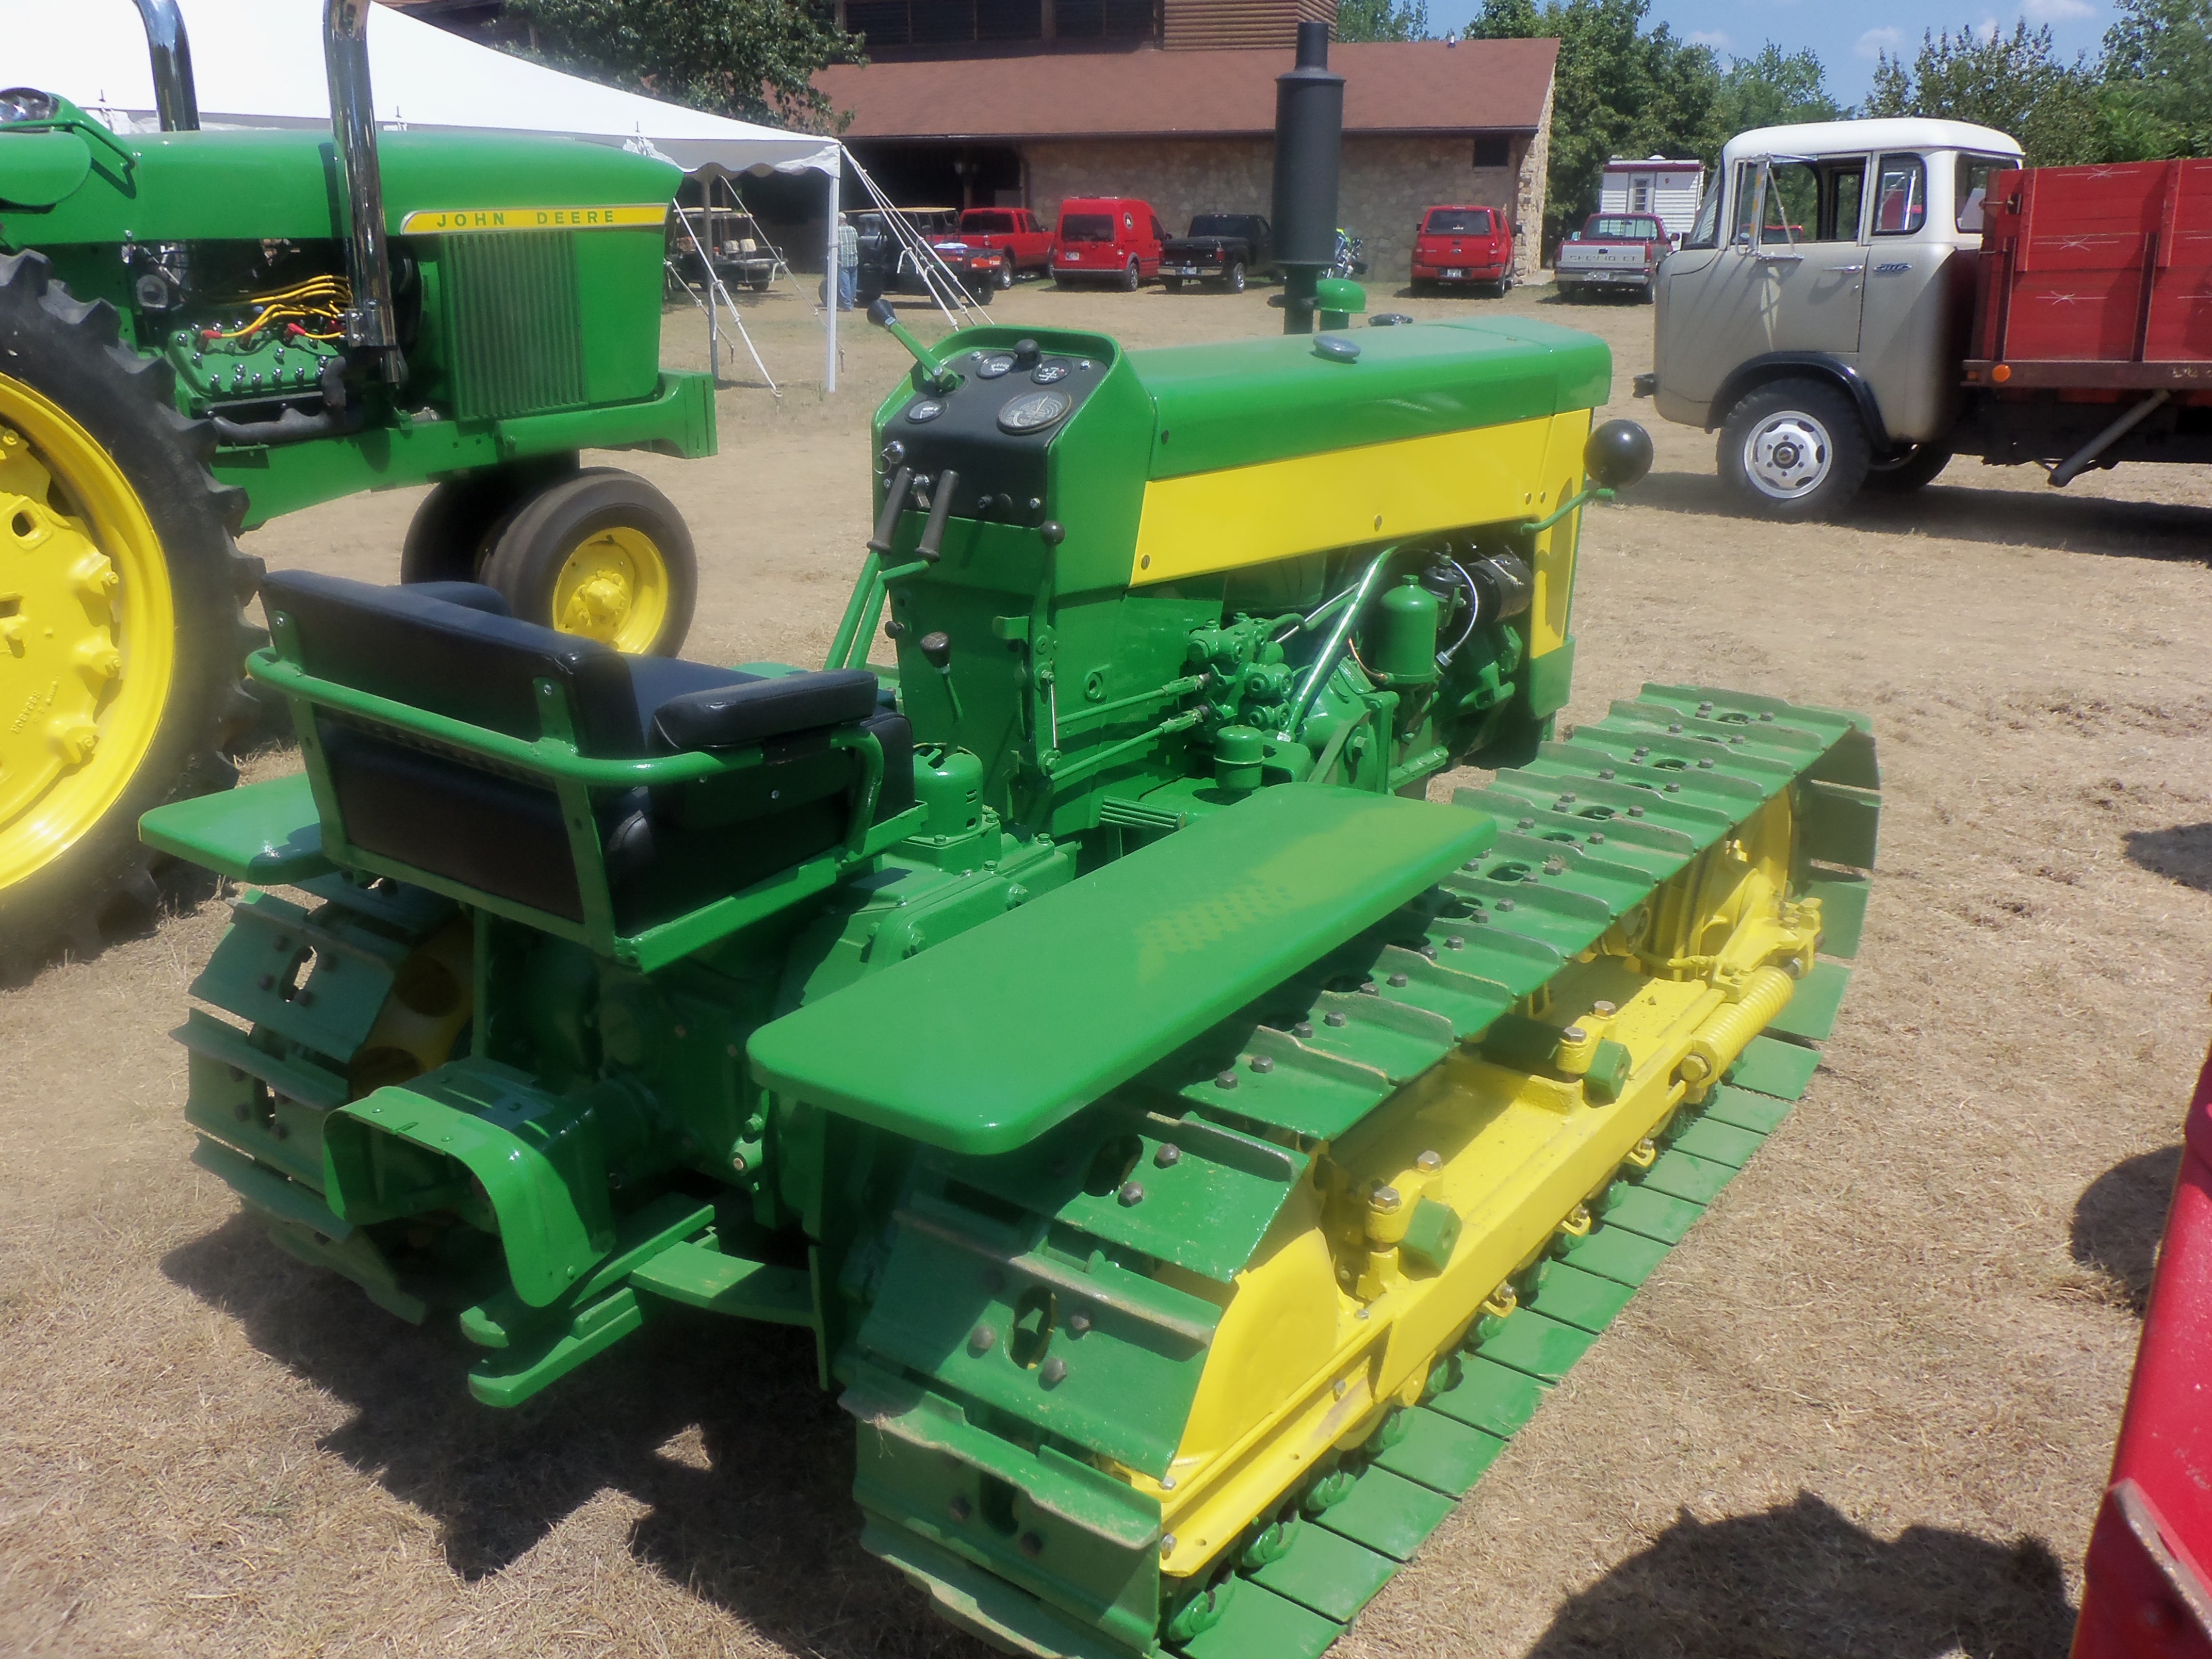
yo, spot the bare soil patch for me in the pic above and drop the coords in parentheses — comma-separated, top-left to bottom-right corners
(4, 276, 2208, 1658)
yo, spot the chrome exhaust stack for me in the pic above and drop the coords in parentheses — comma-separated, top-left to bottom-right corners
(129, 0, 200, 132)
(322, 0, 402, 378)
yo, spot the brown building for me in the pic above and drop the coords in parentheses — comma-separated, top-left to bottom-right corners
(815, 36, 1557, 282)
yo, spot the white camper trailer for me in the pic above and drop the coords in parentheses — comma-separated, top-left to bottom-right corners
(1599, 156, 1705, 242)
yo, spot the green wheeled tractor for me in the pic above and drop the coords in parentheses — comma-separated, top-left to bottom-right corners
(147, 27, 1880, 1659)
(0, 0, 712, 965)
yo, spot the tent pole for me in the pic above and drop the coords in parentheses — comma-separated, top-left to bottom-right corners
(824, 166, 839, 393)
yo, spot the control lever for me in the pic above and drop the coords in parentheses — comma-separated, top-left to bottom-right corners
(918, 629, 965, 722)
(915, 467, 959, 563)
(867, 298, 954, 392)
(869, 466, 915, 556)
(1013, 337, 1041, 368)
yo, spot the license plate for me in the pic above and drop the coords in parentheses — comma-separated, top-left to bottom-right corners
(1167, 267, 1198, 276)
(1443, 268, 1466, 278)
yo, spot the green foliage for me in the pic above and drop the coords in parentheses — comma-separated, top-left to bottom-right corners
(1465, 0, 1539, 38)
(1713, 43, 1843, 136)
(1336, 0, 1433, 43)
(502, 0, 862, 128)
(1860, 22, 2103, 165)
(2097, 0, 2212, 158)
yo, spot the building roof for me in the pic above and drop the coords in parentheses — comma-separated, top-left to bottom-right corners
(816, 38, 1559, 142)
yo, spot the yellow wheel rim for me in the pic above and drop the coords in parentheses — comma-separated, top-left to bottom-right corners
(550, 525, 669, 653)
(0, 372, 175, 893)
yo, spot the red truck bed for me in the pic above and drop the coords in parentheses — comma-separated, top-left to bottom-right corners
(1969, 159, 2212, 388)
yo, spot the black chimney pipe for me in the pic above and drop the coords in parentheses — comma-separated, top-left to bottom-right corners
(128, 0, 200, 132)
(1271, 20, 1343, 336)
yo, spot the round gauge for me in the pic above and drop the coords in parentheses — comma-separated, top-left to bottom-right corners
(905, 398, 946, 424)
(998, 388, 1074, 434)
(1031, 360, 1070, 384)
(975, 352, 1018, 379)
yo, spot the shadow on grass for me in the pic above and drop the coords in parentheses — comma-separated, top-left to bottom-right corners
(2072, 1145, 2184, 1316)
(2125, 823, 2212, 896)
(1625, 466, 2212, 562)
(162, 1214, 990, 1659)
(1525, 1492, 2075, 1659)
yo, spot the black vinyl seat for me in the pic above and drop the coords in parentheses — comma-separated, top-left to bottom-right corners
(261, 572, 914, 934)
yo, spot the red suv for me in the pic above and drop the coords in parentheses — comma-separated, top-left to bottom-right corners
(941, 207, 1052, 287)
(1411, 205, 1515, 296)
(1052, 197, 1165, 290)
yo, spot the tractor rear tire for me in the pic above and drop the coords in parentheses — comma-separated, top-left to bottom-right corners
(1718, 378, 1871, 521)
(399, 456, 579, 585)
(481, 468, 696, 657)
(0, 251, 259, 973)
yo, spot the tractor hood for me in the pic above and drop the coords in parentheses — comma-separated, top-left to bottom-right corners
(0, 111, 681, 245)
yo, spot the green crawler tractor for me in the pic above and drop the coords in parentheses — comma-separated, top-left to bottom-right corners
(147, 27, 1879, 1657)
(1, 0, 711, 965)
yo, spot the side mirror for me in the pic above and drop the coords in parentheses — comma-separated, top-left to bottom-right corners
(1585, 419, 1654, 491)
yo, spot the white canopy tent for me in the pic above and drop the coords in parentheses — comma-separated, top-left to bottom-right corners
(4, 0, 852, 386)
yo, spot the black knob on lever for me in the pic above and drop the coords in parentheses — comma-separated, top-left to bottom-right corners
(869, 465, 915, 557)
(918, 630, 952, 670)
(1014, 337, 1041, 368)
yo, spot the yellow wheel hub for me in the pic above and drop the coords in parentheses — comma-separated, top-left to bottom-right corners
(0, 373, 174, 893)
(551, 525, 668, 653)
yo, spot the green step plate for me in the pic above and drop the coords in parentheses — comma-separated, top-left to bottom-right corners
(1768, 960, 1852, 1043)
(1726, 1034, 1822, 1101)
(1373, 1407, 1509, 1496)
(1637, 1148, 1737, 1207)
(1668, 1114, 1766, 1168)
(1554, 1223, 1672, 1287)
(1428, 1354, 1550, 1437)
(1315, 1467, 1457, 1561)
(1179, 1580, 1342, 1659)
(1701, 1082, 1795, 1136)
(1597, 1184, 1706, 1246)
(1471, 1308, 1601, 1385)
(1528, 1260, 1639, 1334)
(1248, 1522, 1398, 1621)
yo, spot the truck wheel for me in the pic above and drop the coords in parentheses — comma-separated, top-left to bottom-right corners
(1719, 379, 1871, 520)
(994, 259, 1014, 290)
(1863, 444, 1952, 495)
(0, 251, 259, 971)
(400, 456, 579, 585)
(482, 468, 697, 656)
(1226, 261, 1247, 295)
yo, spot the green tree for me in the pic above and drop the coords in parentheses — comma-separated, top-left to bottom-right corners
(1465, 0, 1539, 38)
(2097, 0, 2212, 158)
(1861, 21, 2102, 164)
(1712, 43, 1842, 137)
(503, 0, 862, 128)
(1336, 0, 1433, 43)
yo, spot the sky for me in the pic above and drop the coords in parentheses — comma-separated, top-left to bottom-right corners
(1422, 0, 2118, 105)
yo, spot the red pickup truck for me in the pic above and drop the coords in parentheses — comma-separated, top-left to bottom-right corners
(1555, 212, 1670, 302)
(932, 207, 1053, 288)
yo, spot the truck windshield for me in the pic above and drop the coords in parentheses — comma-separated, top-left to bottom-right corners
(1682, 182, 1723, 249)
(1424, 208, 1492, 234)
(1060, 214, 1114, 242)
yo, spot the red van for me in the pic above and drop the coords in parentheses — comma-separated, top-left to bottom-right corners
(1052, 197, 1166, 289)
(1411, 205, 1515, 296)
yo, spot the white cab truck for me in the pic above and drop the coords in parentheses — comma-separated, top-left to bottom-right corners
(1637, 117, 2023, 517)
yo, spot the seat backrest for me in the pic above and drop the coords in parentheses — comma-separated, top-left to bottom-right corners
(262, 571, 656, 757)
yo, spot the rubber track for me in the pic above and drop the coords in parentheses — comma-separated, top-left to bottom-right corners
(850, 684, 1879, 1658)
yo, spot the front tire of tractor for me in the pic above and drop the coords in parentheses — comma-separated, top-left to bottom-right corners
(1863, 443, 1953, 495)
(482, 468, 697, 656)
(1718, 378, 1871, 521)
(399, 456, 580, 585)
(0, 251, 258, 973)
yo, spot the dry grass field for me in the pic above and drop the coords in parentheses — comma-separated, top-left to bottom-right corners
(4, 271, 2209, 1659)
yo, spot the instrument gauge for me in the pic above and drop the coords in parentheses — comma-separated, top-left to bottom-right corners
(1031, 360, 1071, 385)
(998, 388, 1074, 434)
(976, 352, 1018, 379)
(905, 398, 946, 424)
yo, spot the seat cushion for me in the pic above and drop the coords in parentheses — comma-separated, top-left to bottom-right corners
(262, 570, 750, 758)
(650, 670, 881, 753)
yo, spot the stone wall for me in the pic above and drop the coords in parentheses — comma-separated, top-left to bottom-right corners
(1021, 126, 1547, 284)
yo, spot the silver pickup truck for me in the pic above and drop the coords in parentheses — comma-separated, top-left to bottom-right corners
(1556, 213, 1670, 301)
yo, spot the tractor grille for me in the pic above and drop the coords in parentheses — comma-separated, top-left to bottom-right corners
(441, 232, 585, 421)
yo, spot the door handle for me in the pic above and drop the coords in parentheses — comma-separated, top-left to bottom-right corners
(1834, 263, 1865, 273)
(1753, 250, 1804, 264)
